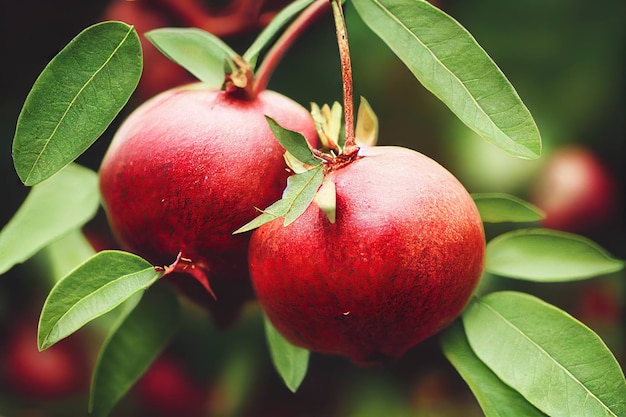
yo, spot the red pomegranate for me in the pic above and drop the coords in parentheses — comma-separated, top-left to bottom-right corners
(248, 145, 485, 364)
(99, 82, 318, 326)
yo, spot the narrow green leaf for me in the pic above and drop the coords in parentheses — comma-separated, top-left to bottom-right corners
(441, 322, 547, 417)
(0, 163, 99, 275)
(234, 166, 324, 233)
(243, 0, 315, 68)
(472, 193, 545, 223)
(13, 21, 142, 185)
(463, 291, 626, 417)
(38, 250, 162, 350)
(89, 283, 180, 417)
(264, 315, 310, 393)
(145, 27, 237, 87)
(266, 116, 320, 166)
(486, 228, 625, 282)
(352, 0, 541, 159)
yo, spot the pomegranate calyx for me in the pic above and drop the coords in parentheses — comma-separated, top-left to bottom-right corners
(161, 252, 217, 300)
(222, 55, 255, 100)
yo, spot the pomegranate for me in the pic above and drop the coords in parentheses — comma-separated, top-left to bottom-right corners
(99, 81, 318, 327)
(248, 145, 485, 364)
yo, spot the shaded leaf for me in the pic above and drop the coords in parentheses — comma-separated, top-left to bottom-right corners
(264, 315, 310, 392)
(352, 0, 541, 159)
(266, 116, 319, 166)
(89, 284, 180, 417)
(13, 21, 142, 185)
(441, 321, 547, 417)
(243, 0, 315, 68)
(234, 166, 324, 233)
(40, 228, 96, 282)
(145, 27, 237, 87)
(463, 291, 626, 417)
(473, 193, 545, 223)
(0, 164, 99, 275)
(38, 250, 162, 350)
(486, 228, 624, 281)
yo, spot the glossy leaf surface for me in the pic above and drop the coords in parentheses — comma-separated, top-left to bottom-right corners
(486, 228, 624, 281)
(473, 193, 545, 223)
(38, 251, 162, 350)
(463, 291, 626, 417)
(352, 0, 541, 159)
(13, 21, 142, 185)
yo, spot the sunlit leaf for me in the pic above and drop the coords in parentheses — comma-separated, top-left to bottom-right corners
(441, 321, 547, 417)
(13, 21, 142, 185)
(264, 315, 310, 392)
(243, 0, 315, 68)
(314, 177, 336, 223)
(0, 164, 99, 275)
(89, 284, 180, 417)
(355, 97, 378, 147)
(463, 291, 626, 417)
(352, 0, 541, 159)
(234, 165, 324, 233)
(38, 251, 162, 350)
(472, 193, 545, 223)
(145, 27, 237, 87)
(486, 228, 624, 281)
(266, 116, 319, 166)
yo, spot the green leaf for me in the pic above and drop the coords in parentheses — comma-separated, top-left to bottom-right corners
(0, 163, 99, 275)
(463, 291, 626, 417)
(38, 250, 162, 350)
(441, 321, 547, 417)
(266, 116, 319, 166)
(264, 315, 310, 393)
(89, 283, 180, 417)
(145, 27, 237, 88)
(13, 21, 142, 185)
(472, 193, 545, 223)
(355, 97, 379, 147)
(234, 166, 324, 234)
(39, 229, 96, 282)
(352, 0, 541, 159)
(243, 0, 315, 68)
(486, 228, 625, 282)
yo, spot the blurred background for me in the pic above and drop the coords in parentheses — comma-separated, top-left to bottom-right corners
(0, 0, 624, 415)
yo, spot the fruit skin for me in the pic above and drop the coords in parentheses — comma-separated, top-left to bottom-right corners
(1, 317, 89, 400)
(248, 146, 485, 364)
(99, 83, 318, 326)
(529, 145, 616, 233)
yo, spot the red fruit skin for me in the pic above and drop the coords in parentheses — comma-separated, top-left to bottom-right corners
(530, 145, 615, 233)
(248, 146, 485, 364)
(99, 84, 318, 326)
(1, 319, 88, 400)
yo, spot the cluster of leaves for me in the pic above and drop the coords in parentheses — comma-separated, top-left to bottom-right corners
(0, 1, 624, 416)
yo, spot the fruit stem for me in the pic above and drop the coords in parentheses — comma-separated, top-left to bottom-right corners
(254, 0, 330, 94)
(331, 0, 357, 154)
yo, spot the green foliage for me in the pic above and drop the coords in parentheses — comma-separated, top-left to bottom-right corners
(12, 21, 141, 185)
(243, 0, 316, 68)
(472, 193, 545, 223)
(463, 291, 626, 417)
(89, 284, 180, 417)
(38, 251, 162, 350)
(266, 116, 320, 166)
(441, 322, 547, 417)
(0, 164, 99, 275)
(145, 28, 237, 88)
(485, 228, 625, 281)
(352, 0, 541, 159)
(264, 315, 310, 393)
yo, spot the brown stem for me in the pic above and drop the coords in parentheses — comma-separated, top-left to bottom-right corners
(254, 0, 331, 94)
(331, 0, 357, 153)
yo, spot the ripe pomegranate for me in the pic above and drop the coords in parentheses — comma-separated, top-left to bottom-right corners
(529, 145, 616, 233)
(248, 145, 485, 364)
(99, 80, 318, 327)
